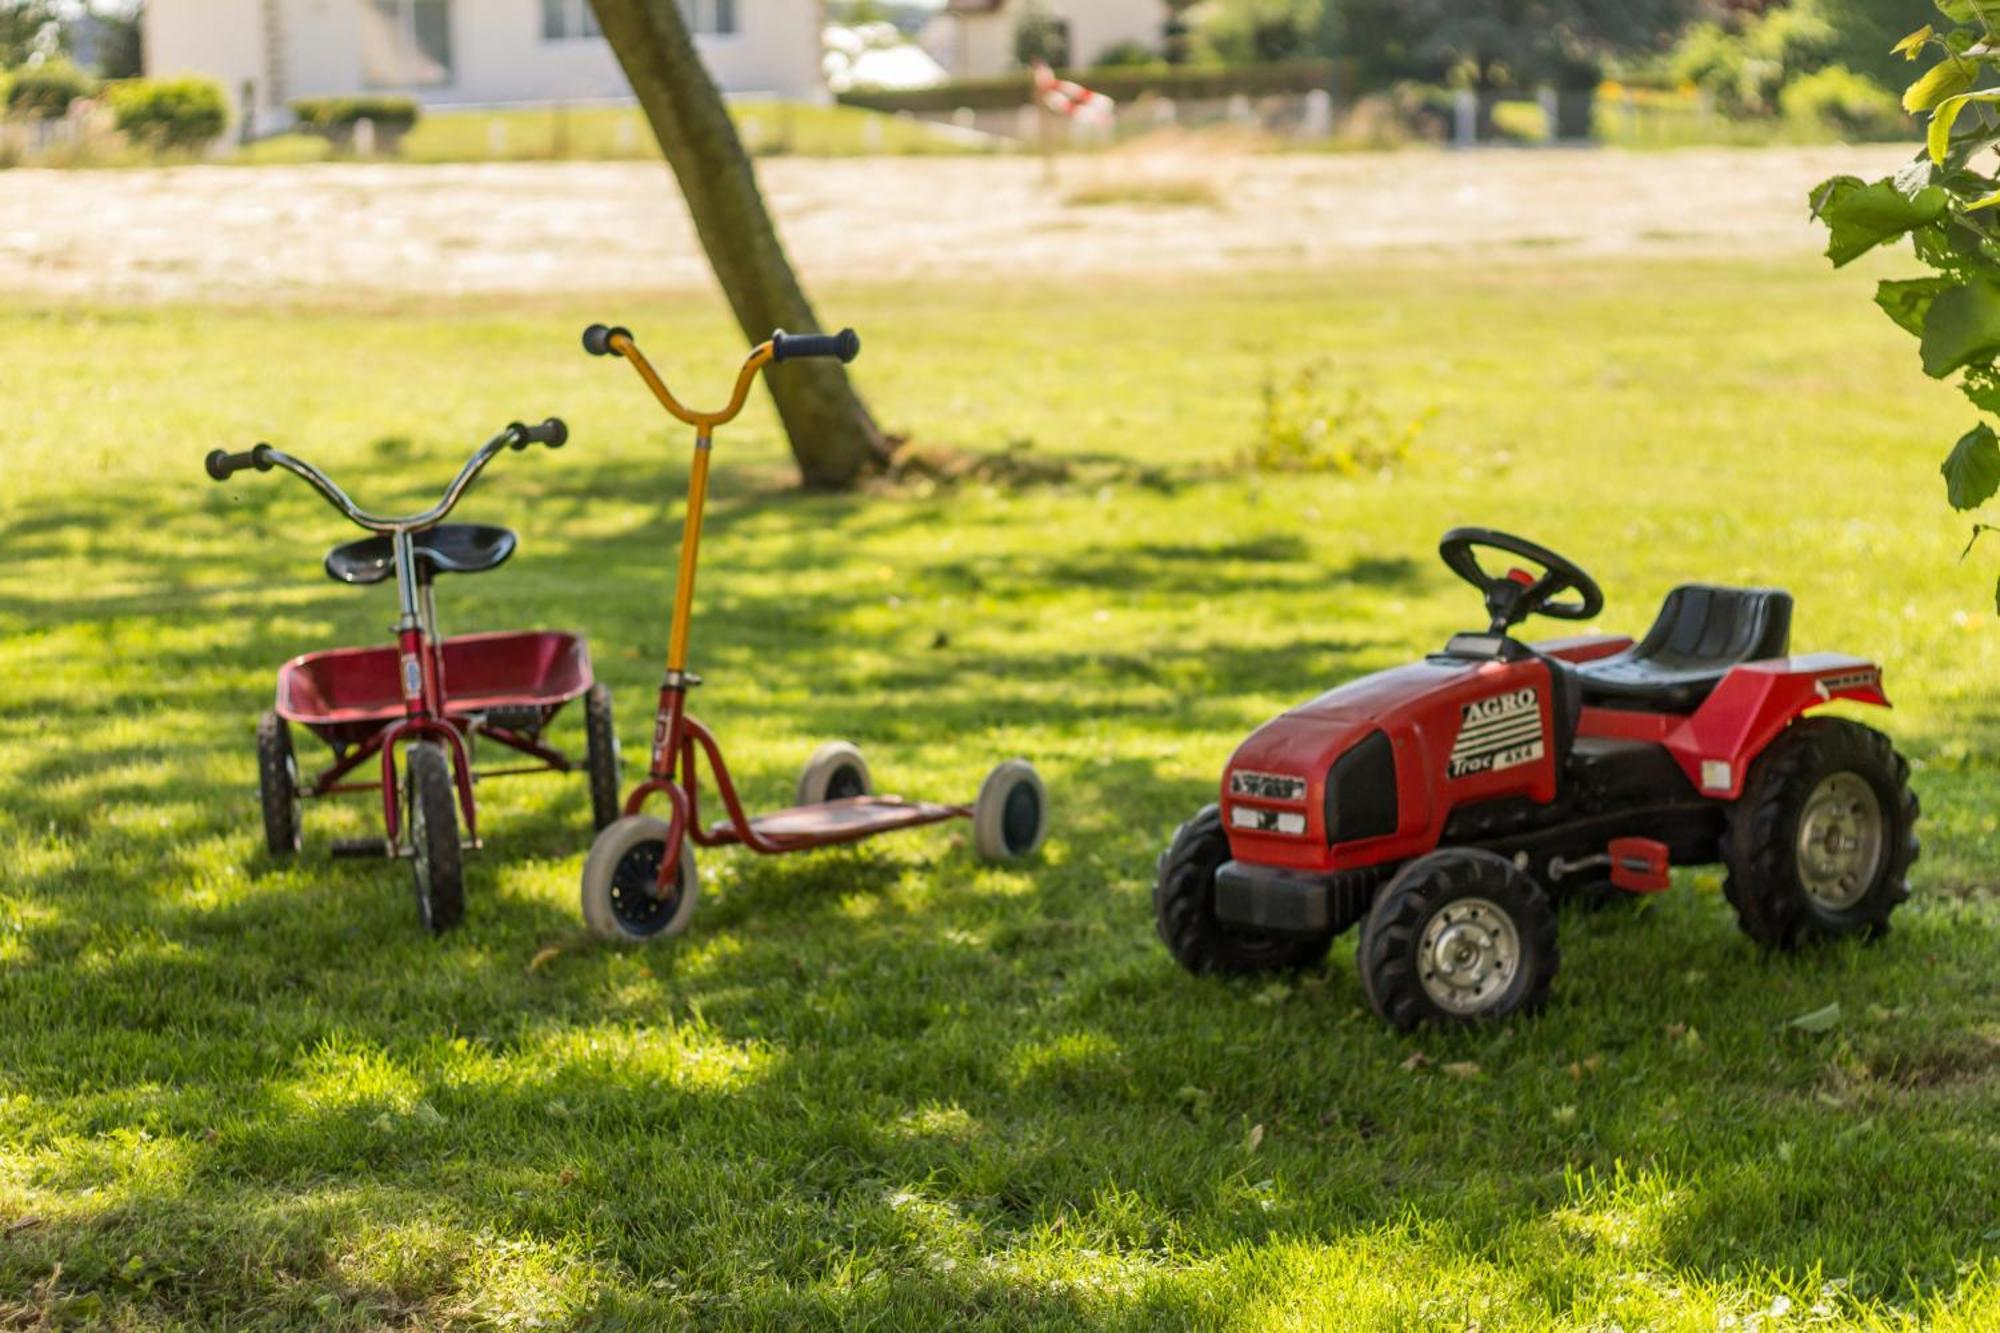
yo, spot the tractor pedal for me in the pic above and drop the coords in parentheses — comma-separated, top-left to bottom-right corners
(1607, 837, 1671, 893)
(330, 838, 391, 859)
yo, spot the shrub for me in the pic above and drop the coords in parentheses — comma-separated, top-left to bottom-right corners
(5, 60, 93, 120)
(1013, 3, 1070, 69)
(1779, 64, 1904, 140)
(107, 76, 229, 150)
(837, 60, 1336, 114)
(291, 95, 421, 137)
(1238, 364, 1428, 477)
(1092, 41, 1158, 69)
(1668, 0, 1840, 117)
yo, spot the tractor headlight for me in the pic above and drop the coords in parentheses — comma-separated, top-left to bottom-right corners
(1230, 806, 1307, 835)
(1229, 770, 1308, 802)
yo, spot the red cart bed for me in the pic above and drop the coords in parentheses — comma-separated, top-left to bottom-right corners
(277, 630, 593, 749)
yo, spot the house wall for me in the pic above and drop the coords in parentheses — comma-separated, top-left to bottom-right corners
(930, 0, 1166, 81)
(143, 0, 265, 133)
(145, 0, 828, 137)
(1062, 0, 1163, 69)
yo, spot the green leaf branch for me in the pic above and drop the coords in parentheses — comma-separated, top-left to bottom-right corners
(1811, 0, 2000, 613)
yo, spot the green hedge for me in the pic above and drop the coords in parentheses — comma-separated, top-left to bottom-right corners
(836, 60, 1337, 115)
(291, 95, 421, 135)
(5, 61, 94, 120)
(107, 77, 228, 149)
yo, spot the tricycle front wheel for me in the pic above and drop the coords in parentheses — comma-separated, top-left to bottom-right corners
(405, 742, 464, 936)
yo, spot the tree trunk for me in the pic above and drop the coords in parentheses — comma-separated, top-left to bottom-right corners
(589, 0, 888, 489)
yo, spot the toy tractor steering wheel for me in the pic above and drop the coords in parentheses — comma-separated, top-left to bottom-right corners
(1439, 527, 1605, 632)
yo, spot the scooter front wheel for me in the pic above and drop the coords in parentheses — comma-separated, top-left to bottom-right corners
(580, 815, 700, 942)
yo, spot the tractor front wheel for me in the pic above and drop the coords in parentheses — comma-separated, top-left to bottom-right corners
(1722, 718, 1918, 950)
(1357, 848, 1558, 1031)
(1153, 804, 1332, 976)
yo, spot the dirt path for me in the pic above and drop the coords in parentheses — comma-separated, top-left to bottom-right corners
(0, 145, 1906, 303)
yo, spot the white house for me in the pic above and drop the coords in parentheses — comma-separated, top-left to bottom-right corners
(920, 0, 1167, 80)
(144, 0, 829, 137)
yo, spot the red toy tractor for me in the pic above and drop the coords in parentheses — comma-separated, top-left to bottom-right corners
(1155, 528, 1920, 1029)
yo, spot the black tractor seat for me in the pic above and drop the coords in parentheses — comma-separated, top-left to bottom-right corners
(324, 523, 517, 586)
(1575, 584, 1793, 714)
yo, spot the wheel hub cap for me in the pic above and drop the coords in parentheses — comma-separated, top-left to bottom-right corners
(1418, 897, 1520, 1015)
(1796, 772, 1884, 910)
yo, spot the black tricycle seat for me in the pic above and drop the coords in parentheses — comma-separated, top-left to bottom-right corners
(1574, 584, 1793, 713)
(324, 523, 517, 585)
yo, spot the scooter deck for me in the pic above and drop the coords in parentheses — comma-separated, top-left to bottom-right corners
(705, 795, 967, 848)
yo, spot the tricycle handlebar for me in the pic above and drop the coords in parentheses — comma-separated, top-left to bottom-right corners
(204, 418, 566, 534)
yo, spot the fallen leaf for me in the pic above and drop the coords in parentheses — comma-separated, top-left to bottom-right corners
(1401, 1051, 1430, 1072)
(558, 1168, 578, 1186)
(1665, 1022, 1686, 1041)
(1787, 1002, 1843, 1033)
(527, 946, 563, 973)
(1441, 1061, 1481, 1080)
(1246, 1123, 1265, 1153)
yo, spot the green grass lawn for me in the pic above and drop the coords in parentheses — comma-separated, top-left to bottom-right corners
(1, 256, 1996, 1327)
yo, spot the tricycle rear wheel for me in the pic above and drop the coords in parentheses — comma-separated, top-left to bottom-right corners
(406, 742, 464, 935)
(256, 710, 301, 857)
(584, 683, 622, 833)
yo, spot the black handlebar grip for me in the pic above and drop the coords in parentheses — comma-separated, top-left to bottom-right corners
(511, 417, 568, 449)
(771, 328, 861, 364)
(205, 444, 272, 481)
(582, 324, 631, 358)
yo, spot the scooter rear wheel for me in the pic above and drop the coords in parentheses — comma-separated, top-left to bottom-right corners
(974, 759, 1049, 861)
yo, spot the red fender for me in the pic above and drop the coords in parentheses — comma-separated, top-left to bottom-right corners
(1577, 653, 1891, 800)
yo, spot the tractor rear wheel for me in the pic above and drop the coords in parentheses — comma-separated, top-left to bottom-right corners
(1357, 848, 1558, 1031)
(1153, 804, 1333, 976)
(1722, 718, 1918, 950)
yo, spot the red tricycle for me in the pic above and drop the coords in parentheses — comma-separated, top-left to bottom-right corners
(205, 419, 621, 933)
(573, 322, 1051, 941)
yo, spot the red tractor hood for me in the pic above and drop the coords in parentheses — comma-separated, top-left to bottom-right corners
(1223, 656, 1562, 874)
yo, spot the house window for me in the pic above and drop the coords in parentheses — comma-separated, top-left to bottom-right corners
(678, 0, 737, 36)
(542, 0, 601, 40)
(362, 0, 453, 88)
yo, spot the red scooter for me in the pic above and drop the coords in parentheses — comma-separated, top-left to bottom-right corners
(574, 323, 1050, 940)
(206, 419, 620, 933)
